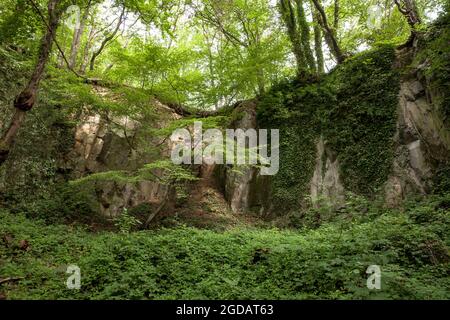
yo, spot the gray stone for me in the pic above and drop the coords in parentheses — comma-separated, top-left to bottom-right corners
(310, 137, 345, 209)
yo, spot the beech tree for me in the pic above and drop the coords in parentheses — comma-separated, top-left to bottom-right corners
(311, 0, 345, 64)
(0, 0, 64, 165)
(394, 0, 422, 46)
(89, 4, 126, 71)
(69, 0, 93, 69)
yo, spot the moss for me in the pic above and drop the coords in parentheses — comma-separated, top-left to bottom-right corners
(433, 164, 450, 195)
(257, 44, 400, 213)
(247, 174, 272, 213)
(0, 102, 76, 208)
(414, 13, 450, 127)
(322, 45, 399, 195)
(229, 110, 245, 124)
(257, 80, 329, 212)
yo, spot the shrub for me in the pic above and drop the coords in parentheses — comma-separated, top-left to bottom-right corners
(0, 194, 448, 300)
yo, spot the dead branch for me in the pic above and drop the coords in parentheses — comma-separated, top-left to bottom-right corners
(0, 277, 24, 285)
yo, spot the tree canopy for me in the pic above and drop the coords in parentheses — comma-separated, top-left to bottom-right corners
(0, 0, 445, 110)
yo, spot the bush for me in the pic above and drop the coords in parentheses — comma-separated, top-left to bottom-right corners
(0, 194, 448, 300)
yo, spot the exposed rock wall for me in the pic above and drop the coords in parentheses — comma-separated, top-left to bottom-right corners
(60, 97, 180, 218)
(385, 47, 450, 207)
(215, 100, 258, 213)
(96, 180, 168, 218)
(310, 137, 345, 208)
(220, 46, 449, 214)
(2, 41, 448, 220)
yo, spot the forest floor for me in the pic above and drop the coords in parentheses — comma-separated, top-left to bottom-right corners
(155, 165, 264, 231)
(0, 193, 449, 300)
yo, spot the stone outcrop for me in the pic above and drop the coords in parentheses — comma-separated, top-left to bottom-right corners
(60, 96, 180, 217)
(385, 47, 450, 207)
(310, 137, 345, 208)
(215, 101, 258, 213)
(219, 46, 450, 213)
(214, 101, 273, 215)
(3, 47, 447, 220)
(96, 180, 169, 218)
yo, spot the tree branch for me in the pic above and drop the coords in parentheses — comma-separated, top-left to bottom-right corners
(27, 0, 86, 79)
(89, 5, 126, 71)
(0, 277, 25, 285)
(311, 0, 345, 64)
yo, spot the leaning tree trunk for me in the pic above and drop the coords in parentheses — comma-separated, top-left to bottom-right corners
(89, 6, 125, 71)
(68, 0, 91, 69)
(312, 11, 325, 74)
(394, 0, 421, 47)
(311, 0, 345, 64)
(279, 0, 307, 77)
(0, 0, 62, 165)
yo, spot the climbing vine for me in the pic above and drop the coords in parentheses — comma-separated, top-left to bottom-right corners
(257, 45, 400, 212)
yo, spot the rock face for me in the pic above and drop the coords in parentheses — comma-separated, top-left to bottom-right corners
(385, 47, 450, 207)
(96, 180, 169, 218)
(310, 137, 345, 208)
(66, 113, 140, 176)
(3, 47, 447, 221)
(216, 100, 258, 213)
(61, 97, 180, 218)
(213, 100, 272, 214)
(219, 46, 450, 214)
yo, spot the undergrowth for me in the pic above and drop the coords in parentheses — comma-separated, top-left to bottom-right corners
(0, 193, 448, 300)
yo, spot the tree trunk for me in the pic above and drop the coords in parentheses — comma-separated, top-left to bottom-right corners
(89, 6, 125, 71)
(333, 0, 340, 30)
(312, 11, 324, 74)
(69, 0, 91, 69)
(79, 24, 96, 74)
(295, 0, 317, 72)
(394, 0, 421, 28)
(394, 0, 422, 47)
(311, 0, 345, 64)
(0, 0, 62, 165)
(279, 0, 307, 76)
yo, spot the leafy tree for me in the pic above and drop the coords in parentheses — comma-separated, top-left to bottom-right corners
(0, 0, 67, 165)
